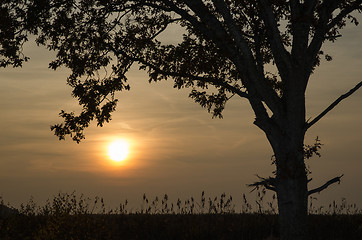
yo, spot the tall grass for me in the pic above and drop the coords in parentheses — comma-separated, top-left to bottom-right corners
(0, 190, 361, 240)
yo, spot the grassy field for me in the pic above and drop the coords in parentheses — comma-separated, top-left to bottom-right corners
(1, 191, 361, 240)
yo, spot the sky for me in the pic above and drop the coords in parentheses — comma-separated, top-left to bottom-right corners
(1, 18, 362, 211)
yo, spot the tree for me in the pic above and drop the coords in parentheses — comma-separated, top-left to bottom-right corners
(33, 1, 362, 239)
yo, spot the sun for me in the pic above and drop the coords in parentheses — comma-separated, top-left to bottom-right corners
(108, 139, 130, 162)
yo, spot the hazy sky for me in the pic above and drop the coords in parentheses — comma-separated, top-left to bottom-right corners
(1, 18, 361, 211)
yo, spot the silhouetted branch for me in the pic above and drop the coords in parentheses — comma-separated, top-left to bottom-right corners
(248, 175, 276, 192)
(327, 0, 362, 30)
(306, 81, 362, 130)
(308, 174, 344, 196)
(111, 47, 249, 99)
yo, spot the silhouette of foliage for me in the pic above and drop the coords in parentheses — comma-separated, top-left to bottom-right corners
(1, 0, 29, 67)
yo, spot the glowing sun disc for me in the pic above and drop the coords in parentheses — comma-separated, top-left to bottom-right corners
(108, 140, 130, 162)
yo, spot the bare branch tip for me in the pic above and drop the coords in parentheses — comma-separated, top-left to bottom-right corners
(308, 174, 345, 196)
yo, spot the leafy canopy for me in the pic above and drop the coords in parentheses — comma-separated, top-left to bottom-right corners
(29, 0, 362, 142)
(1, 0, 32, 67)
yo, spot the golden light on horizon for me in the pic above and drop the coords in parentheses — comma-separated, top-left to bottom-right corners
(108, 139, 130, 162)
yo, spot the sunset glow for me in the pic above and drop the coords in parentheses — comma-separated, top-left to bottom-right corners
(108, 139, 130, 162)
(0, 6, 361, 216)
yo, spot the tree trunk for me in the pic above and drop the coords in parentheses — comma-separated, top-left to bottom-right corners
(271, 134, 308, 240)
(277, 169, 308, 240)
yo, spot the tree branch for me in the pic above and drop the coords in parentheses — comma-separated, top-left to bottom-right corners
(307, 0, 339, 71)
(113, 47, 249, 99)
(257, 0, 292, 80)
(304, 0, 318, 16)
(162, 1, 214, 41)
(306, 81, 362, 129)
(212, 0, 282, 117)
(290, 0, 311, 63)
(248, 175, 277, 192)
(308, 174, 344, 196)
(163, 0, 241, 65)
(327, 0, 362, 30)
(211, 0, 252, 56)
(182, 0, 234, 46)
(307, 0, 362, 73)
(153, 1, 283, 122)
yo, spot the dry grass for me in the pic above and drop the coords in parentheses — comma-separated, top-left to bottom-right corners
(0, 191, 361, 240)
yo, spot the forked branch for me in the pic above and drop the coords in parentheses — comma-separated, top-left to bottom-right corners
(308, 174, 344, 196)
(306, 81, 362, 130)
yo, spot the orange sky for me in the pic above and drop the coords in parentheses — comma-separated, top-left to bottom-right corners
(0, 21, 361, 211)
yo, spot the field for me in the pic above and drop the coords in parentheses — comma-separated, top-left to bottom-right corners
(1, 192, 361, 240)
